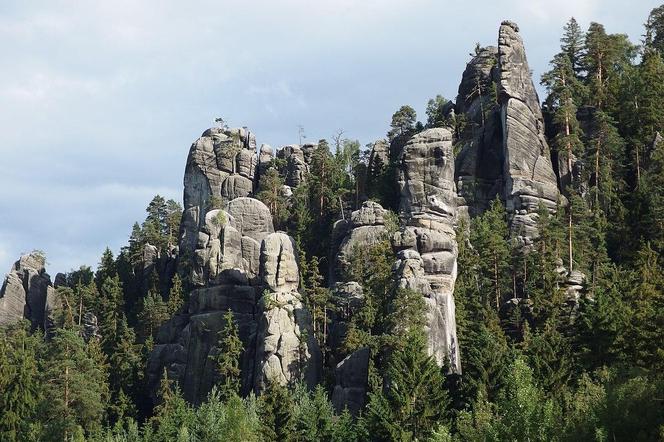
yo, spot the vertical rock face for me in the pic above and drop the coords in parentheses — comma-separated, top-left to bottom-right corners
(0, 253, 55, 330)
(253, 233, 321, 393)
(277, 144, 310, 188)
(454, 22, 560, 247)
(180, 127, 258, 260)
(331, 347, 370, 415)
(497, 21, 559, 244)
(395, 128, 461, 372)
(454, 46, 504, 218)
(149, 128, 320, 404)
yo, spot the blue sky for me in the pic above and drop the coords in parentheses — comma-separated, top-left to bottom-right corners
(0, 0, 659, 275)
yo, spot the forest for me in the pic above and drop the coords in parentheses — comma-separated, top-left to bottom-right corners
(1, 5, 664, 442)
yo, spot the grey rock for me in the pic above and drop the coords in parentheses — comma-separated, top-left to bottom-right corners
(260, 232, 299, 293)
(227, 197, 275, 243)
(0, 252, 54, 330)
(498, 21, 559, 244)
(395, 128, 461, 373)
(180, 127, 258, 259)
(350, 200, 387, 228)
(253, 289, 321, 392)
(331, 347, 370, 415)
(398, 128, 456, 218)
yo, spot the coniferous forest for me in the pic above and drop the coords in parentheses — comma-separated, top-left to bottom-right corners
(2, 6, 664, 442)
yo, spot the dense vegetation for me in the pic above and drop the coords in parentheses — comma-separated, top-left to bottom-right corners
(2, 7, 664, 441)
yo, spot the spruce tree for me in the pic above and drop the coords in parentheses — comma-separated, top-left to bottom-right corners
(0, 323, 42, 442)
(560, 17, 585, 78)
(257, 381, 295, 441)
(38, 328, 109, 440)
(209, 310, 243, 400)
(365, 330, 450, 441)
(167, 274, 185, 315)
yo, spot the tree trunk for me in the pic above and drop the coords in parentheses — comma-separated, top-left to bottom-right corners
(595, 136, 601, 207)
(568, 209, 573, 272)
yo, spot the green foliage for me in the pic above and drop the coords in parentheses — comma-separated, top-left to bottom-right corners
(388, 105, 417, 141)
(0, 322, 42, 442)
(210, 310, 243, 401)
(365, 330, 450, 441)
(256, 168, 288, 229)
(137, 291, 169, 341)
(38, 328, 109, 440)
(257, 381, 294, 441)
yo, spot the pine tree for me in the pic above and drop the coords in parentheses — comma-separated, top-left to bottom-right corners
(387, 105, 417, 141)
(209, 310, 243, 400)
(302, 255, 330, 353)
(167, 274, 185, 315)
(257, 381, 294, 441)
(365, 330, 450, 441)
(469, 198, 512, 310)
(0, 323, 42, 442)
(165, 199, 182, 247)
(645, 4, 664, 56)
(560, 17, 585, 78)
(425, 95, 449, 128)
(542, 52, 585, 191)
(256, 168, 289, 229)
(38, 328, 109, 440)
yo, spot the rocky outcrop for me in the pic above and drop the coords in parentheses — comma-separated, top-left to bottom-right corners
(453, 23, 560, 248)
(497, 21, 559, 245)
(395, 128, 461, 372)
(331, 347, 370, 415)
(454, 46, 504, 218)
(331, 201, 389, 283)
(277, 144, 309, 188)
(180, 127, 258, 262)
(253, 233, 321, 392)
(0, 252, 56, 330)
(149, 127, 320, 404)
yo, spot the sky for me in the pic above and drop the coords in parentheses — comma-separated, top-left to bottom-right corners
(0, 0, 659, 276)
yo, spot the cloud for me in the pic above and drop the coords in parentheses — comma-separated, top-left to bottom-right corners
(0, 0, 657, 276)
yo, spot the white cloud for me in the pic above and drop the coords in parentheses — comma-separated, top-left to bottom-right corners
(0, 0, 657, 276)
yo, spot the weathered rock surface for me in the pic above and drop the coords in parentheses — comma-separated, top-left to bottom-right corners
(497, 21, 559, 244)
(395, 128, 461, 373)
(277, 144, 310, 188)
(331, 201, 389, 283)
(331, 347, 370, 415)
(454, 23, 560, 248)
(0, 252, 55, 330)
(454, 46, 504, 218)
(149, 128, 320, 403)
(180, 127, 258, 261)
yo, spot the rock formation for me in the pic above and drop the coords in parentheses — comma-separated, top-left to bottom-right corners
(147, 19, 568, 410)
(455, 23, 560, 246)
(180, 127, 258, 262)
(149, 128, 320, 404)
(394, 128, 461, 372)
(497, 21, 559, 245)
(0, 252, 56, 330)
(253, 232, 321, 392)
